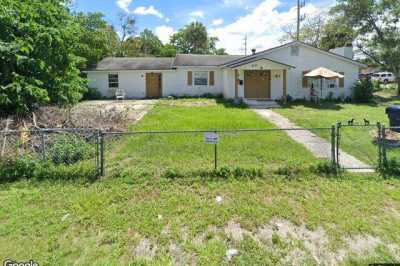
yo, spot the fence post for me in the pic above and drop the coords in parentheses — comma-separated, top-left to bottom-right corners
(382, 125, 388, 167)
(336, 122, 341, 167)
(40, 129, 46, 160)
(377, 122, 382, 168)
(214, 130, 218, 170)
(331, 125, 336, 167)
(100, 131, 105, 176)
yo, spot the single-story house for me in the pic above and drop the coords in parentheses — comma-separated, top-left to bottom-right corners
(85, 41, 366, 101)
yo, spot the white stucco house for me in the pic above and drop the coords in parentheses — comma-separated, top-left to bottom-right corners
(85, 41, 366, 102)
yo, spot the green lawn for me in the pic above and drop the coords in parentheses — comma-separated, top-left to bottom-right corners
(1, 99, 400, 265)
(105, 99, 317, 177)
(275, 99, 400, 167)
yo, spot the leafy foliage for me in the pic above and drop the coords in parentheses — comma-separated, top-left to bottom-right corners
(352, 78, 374, 103)
(47, 134, 94, 165)
(332, 0, 400, 94)
(0, 0, 87, 114)
(171, 22, 221, 54)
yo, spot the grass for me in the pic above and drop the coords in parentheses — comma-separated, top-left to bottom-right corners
(105, 99, 318, 177)
(1, 98, 400, 265)
(275, 98, 400, 166)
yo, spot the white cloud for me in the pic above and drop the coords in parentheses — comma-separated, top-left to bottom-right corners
(212, 18, 224, 26)
(189, 10, 205, 18)
(155, 25, 176, 44)
(116, 0, 132, 13)
(133, 5, 164, 18)
(222, 0, 248, 6)
(165, 17, 171, 23)
(208, 0, 322, 54)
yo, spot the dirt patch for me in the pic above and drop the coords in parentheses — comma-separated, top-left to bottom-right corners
(159, 99, 218, 107)
(224, 220, 245, 242)
(133, 238, 157, 260)
(0, 100, 157, 131)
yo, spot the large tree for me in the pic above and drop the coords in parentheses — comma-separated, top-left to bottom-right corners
(0, 0, 86, 115)
(332, 0, 400, 93)
(170, 22, 221, 54)
(136, 29, 163, 56)
(116, 13, 136, 57)
(74, 12, 118, 68)
(280, 13, 355, 50)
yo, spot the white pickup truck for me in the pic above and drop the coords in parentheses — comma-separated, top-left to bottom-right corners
(371, 72, 396, 83)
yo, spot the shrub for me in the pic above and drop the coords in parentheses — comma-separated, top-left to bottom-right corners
(0, 156, 40, 182)
(309, 161, 342, 176)
(377, 158, 400, 177)
(352, 79, 374, 103)
(47, 134, 94, 165)
(82, 87, 102, 100)
(275, 164, 302, 177)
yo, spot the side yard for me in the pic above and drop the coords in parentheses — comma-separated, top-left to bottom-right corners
(275, 100, 400, 167)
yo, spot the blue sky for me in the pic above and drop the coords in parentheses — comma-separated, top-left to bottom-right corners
(71, 0, 334, 54)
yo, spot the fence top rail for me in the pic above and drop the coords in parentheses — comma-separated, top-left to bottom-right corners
(336, 124, 384, 128)
(0, 128, 101, 134)
(102, 127, 333, 135)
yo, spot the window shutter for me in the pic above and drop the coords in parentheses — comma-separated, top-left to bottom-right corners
(187, 71, 192, 86)
(339, 72, 344, 88)
(209, 71, 215, 86)
(302, 70, 310, 88)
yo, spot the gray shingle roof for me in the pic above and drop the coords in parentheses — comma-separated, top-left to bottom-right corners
(173, 54, 243, 67)
(88, 57, 175, 71)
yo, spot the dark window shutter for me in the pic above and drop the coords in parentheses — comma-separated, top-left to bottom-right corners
(302, 70, 310, 88)
(187, 71, 192, 86)
(339, 72, 344, 87)
(209, 71, 215, 86)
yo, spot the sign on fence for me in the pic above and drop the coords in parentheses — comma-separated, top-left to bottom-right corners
(204, 132, 219, 144)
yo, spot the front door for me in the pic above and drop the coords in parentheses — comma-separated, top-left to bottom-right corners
(146, 73, 162, 98)
(244, 70, 271, 99)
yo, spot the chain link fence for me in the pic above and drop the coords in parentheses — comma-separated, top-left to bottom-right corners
(0, 129, 100, 179)
(1, 124, 398, 179)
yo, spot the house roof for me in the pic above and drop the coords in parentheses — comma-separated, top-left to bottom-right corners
(85, 41, 366, 72)
(86, 57, 175, 71)
(173, 54, 243, 67)
(225, 57, 295, 69)
(222, 41, 367, 68)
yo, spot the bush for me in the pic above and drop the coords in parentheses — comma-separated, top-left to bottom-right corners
(0, 155, 97, 183)
(82, 87, 102, 100)
(309, 161, 342, 176)
(0, 156, 40, 182)
(47, 134, 94, 165)
(377, 158, 400, 177)
(352, 79, 374, 102)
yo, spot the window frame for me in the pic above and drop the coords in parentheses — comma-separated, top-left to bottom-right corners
(193, 71, 209, 86)
(108, 73, 119, 88)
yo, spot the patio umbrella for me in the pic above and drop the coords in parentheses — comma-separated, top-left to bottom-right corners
(305, 67, 344, 98)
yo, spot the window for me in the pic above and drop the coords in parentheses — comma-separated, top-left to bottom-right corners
(326, 79, 337, 89)
(291, 46, 299, 56)
(108, 74, 119, 88)
(193, 71, 208, 86)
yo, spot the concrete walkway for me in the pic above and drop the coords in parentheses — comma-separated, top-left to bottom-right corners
(253, 109, 374, 173)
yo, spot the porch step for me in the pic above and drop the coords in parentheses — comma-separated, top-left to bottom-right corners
(243, 99, 281, 109)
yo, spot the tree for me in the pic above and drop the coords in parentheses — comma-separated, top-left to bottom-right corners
(170, 22, 220, 54)
(332, 0, 400, 94)
(280, 12, 355, 50)
(74, 12, 116, 68)
(159, 44, 177, 57)
(281, 13, 325, 47)
(137, 29, 163, 56)
(116, 13, 136, 56)
(0, 0, 86, 115)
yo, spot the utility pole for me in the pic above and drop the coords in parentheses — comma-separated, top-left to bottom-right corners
(243, 34, 248, 55)
(297, 0, 305, 41)
(297, 0, 300, 40)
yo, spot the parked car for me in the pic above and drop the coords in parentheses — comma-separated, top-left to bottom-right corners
(371, 72, 396, 83)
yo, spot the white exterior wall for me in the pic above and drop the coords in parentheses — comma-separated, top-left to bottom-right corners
(255, 45, 360, 100)
(87, 68, 224, 98)
(163, 67, 224, 97)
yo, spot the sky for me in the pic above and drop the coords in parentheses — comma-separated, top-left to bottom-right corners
(71, 0, 335, 55)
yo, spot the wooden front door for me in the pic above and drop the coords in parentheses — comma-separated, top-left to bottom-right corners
(146, 73, 162, 98)
(244, 70, 271, 99)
